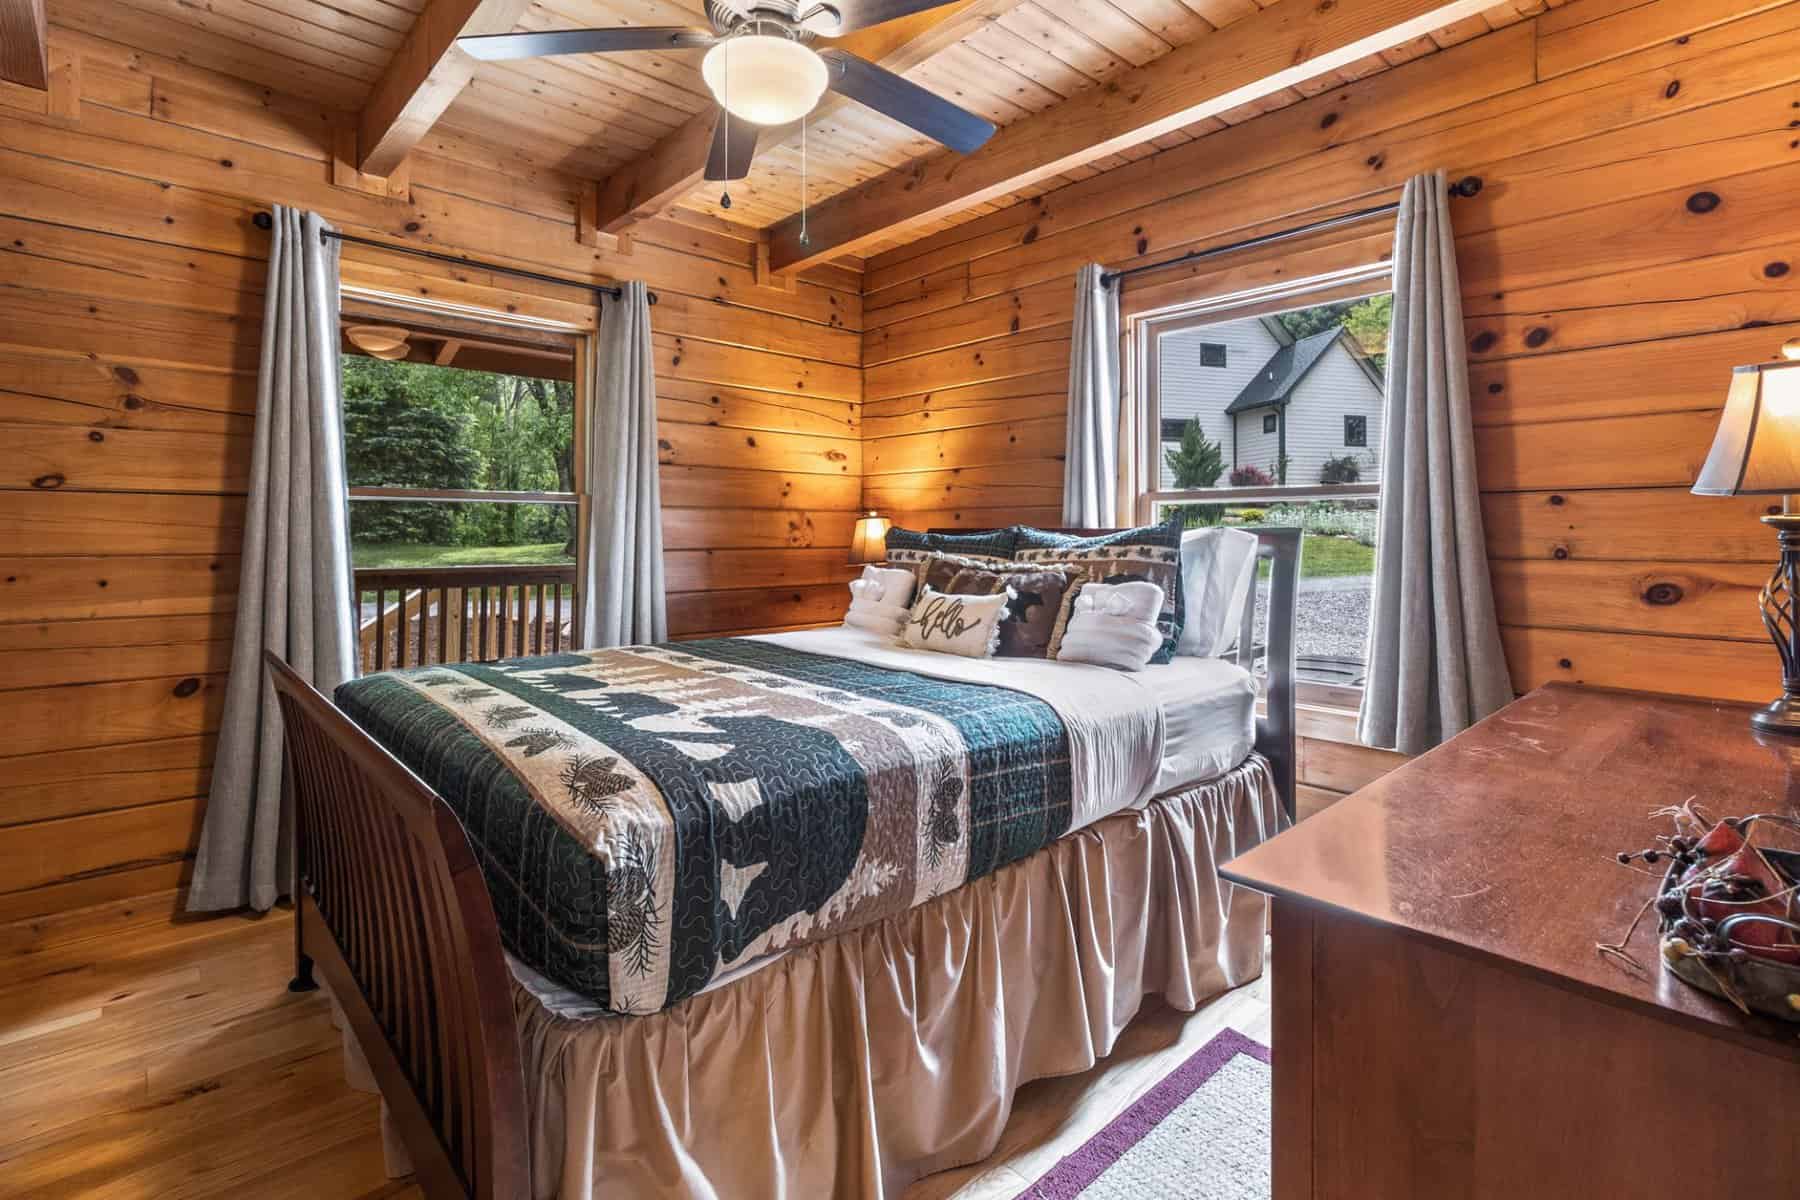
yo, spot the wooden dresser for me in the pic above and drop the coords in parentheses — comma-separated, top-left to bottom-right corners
(1223, 684, 1800, 1199)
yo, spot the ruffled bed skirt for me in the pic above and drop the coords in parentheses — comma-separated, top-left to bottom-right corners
(513, 755, 1282, 1199)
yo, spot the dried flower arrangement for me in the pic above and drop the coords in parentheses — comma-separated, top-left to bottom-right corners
(1603, 801, 1800, 1022)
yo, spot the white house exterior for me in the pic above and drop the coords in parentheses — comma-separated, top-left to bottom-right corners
(1157, 315, 1386, 489)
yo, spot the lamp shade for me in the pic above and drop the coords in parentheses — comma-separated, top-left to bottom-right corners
(701, 35, 829, 126)
(1693, 360, 1800, 496)
(849, 512, 891, 564)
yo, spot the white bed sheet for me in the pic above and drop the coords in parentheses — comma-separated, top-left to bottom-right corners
(759, 626, 1257, 807)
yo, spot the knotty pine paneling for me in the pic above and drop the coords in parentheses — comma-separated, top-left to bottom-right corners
(861, 0, 1800, 800)
(0, 23, 863, 919)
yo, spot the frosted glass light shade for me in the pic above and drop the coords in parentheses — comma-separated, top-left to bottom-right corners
(848, 512, 891, 564)
(701, 35, 828, 126)
(1693, 360, 1800, 495)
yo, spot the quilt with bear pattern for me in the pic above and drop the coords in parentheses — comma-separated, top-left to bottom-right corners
(334, 638, 1074, 1015)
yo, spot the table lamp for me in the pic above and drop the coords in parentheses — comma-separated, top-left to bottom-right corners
(848, 511, 891, 565)
(1693, 337, 1800, 733)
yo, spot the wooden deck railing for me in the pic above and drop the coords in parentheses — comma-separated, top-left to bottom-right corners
(356, 564, 580, 674)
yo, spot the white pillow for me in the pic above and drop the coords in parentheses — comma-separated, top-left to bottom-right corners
(1175, 526, 1260, 657)
(844, 565, 917, 636)
(900, 585, 1010, 658)
(1056, 580, 1166, 671)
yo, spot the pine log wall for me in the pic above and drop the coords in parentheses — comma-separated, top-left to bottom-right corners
(861, 0, 1800, 812)
(0, 24, 862, 922)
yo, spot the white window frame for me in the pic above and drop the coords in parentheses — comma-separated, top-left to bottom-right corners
(1130, 262, 1390, 523)
(1126, 263, 1392, 706)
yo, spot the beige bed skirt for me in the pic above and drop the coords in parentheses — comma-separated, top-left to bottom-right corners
(510, 754, 1282, 1199)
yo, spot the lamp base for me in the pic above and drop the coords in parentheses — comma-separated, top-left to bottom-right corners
(1751, 695, 1800, 736)
(1755, 513, 1800, 736)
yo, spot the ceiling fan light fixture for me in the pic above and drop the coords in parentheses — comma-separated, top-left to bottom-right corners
(702, 34, 828, 126)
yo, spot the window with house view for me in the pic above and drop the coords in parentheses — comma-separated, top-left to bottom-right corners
(1137, 275, 1391, 693)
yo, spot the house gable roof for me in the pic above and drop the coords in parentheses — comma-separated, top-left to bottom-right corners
(1224, 326, 1347, 415)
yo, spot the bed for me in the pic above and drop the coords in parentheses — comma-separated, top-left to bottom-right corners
(270, 526, 1300, 1199)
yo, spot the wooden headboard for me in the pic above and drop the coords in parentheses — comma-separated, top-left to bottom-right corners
(924, 525, 1301, 821)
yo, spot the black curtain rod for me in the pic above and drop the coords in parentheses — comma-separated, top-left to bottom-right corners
(251, 210, 657, 305)
(1099, 175, 1482, 290)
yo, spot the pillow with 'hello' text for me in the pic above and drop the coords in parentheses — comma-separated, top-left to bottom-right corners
(899, 585, 1011, 659)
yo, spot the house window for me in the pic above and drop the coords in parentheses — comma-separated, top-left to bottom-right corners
(1200, 342, 1228, 367)
(340, 302, 585, 671)
(1132, 269, 1393, 696)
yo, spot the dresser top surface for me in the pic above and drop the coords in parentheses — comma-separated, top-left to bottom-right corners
(1224, 684, 1800, 1053)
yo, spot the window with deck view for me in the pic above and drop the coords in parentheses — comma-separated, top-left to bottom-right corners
(1134, 270, 1391, 694)
(340, 309, 582, 671)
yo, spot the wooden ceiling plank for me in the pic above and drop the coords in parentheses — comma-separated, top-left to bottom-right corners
(589, 0, 1024, 237)
(0, 0, 47, 90)
(768, 0, 1495, 271)
(358, 0, 533, 177)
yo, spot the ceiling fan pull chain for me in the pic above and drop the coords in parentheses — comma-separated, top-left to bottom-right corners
(720, 34, 732, 210)
(799, 109, 810, 247)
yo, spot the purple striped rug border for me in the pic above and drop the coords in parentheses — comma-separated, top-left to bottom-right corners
(1019, 1027, 1271, 1200)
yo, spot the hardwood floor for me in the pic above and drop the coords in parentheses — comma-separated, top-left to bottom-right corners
(0, 895, 1272, 1199)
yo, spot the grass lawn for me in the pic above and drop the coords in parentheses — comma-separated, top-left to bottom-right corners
(1257, 532, 1375, 579)
(353, 541, 573, 569)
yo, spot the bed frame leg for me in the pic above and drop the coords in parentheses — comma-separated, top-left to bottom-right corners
(289, 952, 319, 993)
(290, 895, 319, 992)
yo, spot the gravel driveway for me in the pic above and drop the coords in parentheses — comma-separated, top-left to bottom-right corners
(1251, 573, 1371, 681)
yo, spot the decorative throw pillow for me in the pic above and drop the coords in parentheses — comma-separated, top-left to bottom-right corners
(1056, 580, 1167, 671)
(918, 555, 1074, 659)
(1176, 526, 1261, 657)
(899, 585, 1011, 658)
(1013, 518, 1187, 663)
(844, 564, 918, 636)
(885, 526, 1018, 581)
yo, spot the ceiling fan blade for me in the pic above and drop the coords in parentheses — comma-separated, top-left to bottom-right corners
(457, 28, 716, 61)
(818, 49, 995, 154)
(703, 112, 759, 182)
(800, 0, 966, 35)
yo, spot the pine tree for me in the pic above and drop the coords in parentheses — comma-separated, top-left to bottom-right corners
(1165, 419, 1225, 489)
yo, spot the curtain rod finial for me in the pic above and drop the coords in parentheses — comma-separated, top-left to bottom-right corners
(252, 211, 274, 231)
(1450, 176, 1483, 198)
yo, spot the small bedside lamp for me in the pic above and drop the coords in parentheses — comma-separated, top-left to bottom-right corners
(1693, 337, 1800, 733)
(849, 511, 891, 565)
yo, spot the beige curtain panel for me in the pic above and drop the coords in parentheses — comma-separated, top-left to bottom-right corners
(1358, 170, 1514, 755)
(189, 205, 356, 912)
(581, 280, 667, 647)
(1064, 262, 1124, 527)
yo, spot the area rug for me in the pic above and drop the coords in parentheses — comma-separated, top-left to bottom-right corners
(1018, 1028, 1271, 1199)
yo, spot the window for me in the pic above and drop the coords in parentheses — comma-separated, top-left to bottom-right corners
(340, 300, 586, 670)
(1199, 342, 1228, 368)
(1132, 266, 1392, 694)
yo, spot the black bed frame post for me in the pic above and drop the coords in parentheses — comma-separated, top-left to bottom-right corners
(1240, 527, 1301, 824)
(285, 742, 320, 992)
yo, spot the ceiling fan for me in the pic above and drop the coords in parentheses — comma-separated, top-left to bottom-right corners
(458, 0, 998, 189)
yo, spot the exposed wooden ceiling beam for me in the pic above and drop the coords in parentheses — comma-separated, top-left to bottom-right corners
(589, 0, 1020, 238)
(0, 0, 48, 90)
(768, 0, 1496, 272)
(358, 0, 532, 177)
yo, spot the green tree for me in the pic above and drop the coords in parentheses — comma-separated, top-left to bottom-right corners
(1342, 293, 1393, 374)
(1165, 418, 1225, 489)
(342, 357, 479, 543)
(1165, 418, 1227, 529)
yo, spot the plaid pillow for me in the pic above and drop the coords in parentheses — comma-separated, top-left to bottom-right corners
(1012, 518, 1186, 663)
(884, 526, 1017, 577)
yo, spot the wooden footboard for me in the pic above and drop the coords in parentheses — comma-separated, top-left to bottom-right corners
(267, 652, 529, 1200)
